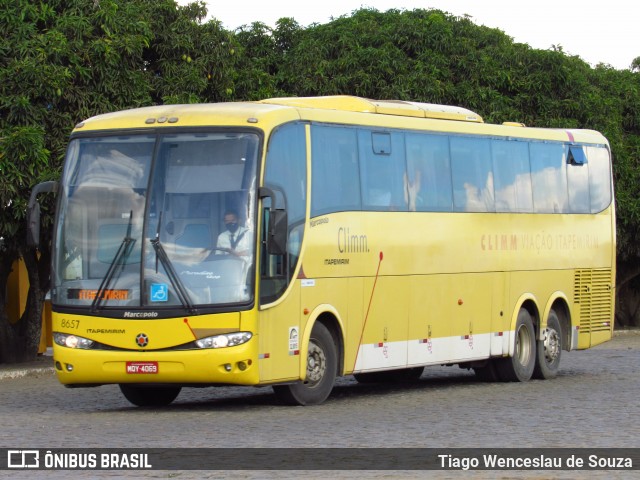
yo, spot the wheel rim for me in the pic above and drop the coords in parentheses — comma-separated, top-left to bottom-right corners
(306, 339, 326, 385)
(515, 323, 533, 366)
(543, 327, 561, 364)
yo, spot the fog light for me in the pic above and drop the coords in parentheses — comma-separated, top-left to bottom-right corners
(65, 364, 74, 372)
(237, 361, 247, 371)
(224, 363, 232, 372)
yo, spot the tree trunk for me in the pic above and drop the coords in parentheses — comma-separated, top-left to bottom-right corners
(0, 253, 13, 360)
(614, 259, 640, 328)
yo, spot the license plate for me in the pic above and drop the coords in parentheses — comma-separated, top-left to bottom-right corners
(126, 361, 159, 374)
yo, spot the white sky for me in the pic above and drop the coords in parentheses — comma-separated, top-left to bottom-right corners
(186, 0, 638, 70)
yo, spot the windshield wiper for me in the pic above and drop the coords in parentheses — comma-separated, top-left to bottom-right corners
(91, 211, 136, 312)
(150, 212, 196, 314)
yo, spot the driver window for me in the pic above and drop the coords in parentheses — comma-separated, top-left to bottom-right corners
(260, 122, 307, 304)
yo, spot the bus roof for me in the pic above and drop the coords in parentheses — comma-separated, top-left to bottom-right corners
(73, 95, 608, 146)
(259, 96, 484, 123)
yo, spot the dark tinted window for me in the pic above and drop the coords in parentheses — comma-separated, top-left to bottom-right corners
(530, 142, 568, 213)
(450, 136, 494, 212)
(309, 123, 610, 217)
(262, 122, 307, 303)
(405, 133, 452, 212)
(567, 145, 590, 213)
(359, 131, 407, 211)
(491, 139, 533, 213)
(587, 146, 612, 213)
(311, 125, 361, 216)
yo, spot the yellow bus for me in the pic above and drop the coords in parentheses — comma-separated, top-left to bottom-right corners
(28, 96, 615, 406)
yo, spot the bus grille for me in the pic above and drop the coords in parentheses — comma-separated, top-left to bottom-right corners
(573, 269, 614, 333)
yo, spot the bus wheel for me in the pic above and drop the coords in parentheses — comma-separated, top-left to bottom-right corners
(119, 385, 181, 407)
(273, 322, 337, 406)
(533, 310, 562, 379)
(496, 308, 535, 382)
(354, 367, 424, 383)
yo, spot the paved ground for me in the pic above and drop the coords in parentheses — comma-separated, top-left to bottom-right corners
(0, 349, 54, 380)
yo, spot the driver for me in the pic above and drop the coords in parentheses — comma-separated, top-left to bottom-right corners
(216, 210, 251, 259)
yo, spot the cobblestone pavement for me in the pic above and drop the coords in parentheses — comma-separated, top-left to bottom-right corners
(0, 331, 638, 479)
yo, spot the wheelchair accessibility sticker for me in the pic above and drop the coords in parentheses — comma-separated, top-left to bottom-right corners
(150, 283, 168, 302)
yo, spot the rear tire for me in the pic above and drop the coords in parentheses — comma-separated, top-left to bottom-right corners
(119, 385, 181, 407)
(273, 322, 337, 406)
(533, 310, 562, 379)
(496, 308, 536, 382)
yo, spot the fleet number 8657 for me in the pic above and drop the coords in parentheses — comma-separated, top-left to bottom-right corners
(60, 319, 80, 329)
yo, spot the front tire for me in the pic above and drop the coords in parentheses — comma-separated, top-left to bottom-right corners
(496, 308, 536, 382)
(273, 322, 337, 406)
(533, 310, 562, 379)
(119, 385, 181, 407)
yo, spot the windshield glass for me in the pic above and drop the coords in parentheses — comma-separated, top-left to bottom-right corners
(52, 132, 259, 311)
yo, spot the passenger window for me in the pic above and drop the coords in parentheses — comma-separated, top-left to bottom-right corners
(405, 133, 452, 212)
(530, 142, 568, 213)
(311, 125, 361, 216)
(491, 139, 533, 213)
(567, 146, 590, 213)
(359, 130, 407, 211)
(450, 136, 494, 212)
(587, 147, 612, 213)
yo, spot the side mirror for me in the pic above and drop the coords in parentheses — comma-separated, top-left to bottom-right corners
(26, 180, 59, 248)
(267, 208, 288, 255)
(259, 186, 288, 256)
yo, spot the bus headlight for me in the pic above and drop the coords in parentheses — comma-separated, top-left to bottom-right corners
(196, 332, 252, 349)
(53, 332, 95, 350)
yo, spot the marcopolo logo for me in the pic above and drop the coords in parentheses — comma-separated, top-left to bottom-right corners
(7, 450, 39, 468)
(135, 333, 149, 348)
(123, 311, 159, 318)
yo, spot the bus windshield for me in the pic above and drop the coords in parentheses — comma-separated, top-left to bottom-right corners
(52, 131, 259, 312)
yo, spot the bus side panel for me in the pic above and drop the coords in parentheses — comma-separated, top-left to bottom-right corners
(589, 329, 613, 348)
(448, 272, 493, 362)
(299, 277, 350, 369)
(407, 274, 451, 366)
(352, 276, 409, 372)
(509, 268, 574, 330)
(344, 277, 364, 375)
(508, 267, 614, 350)
(574, 267, 615, 349)
(257, 282, 302, 384)
(491, 271, 510, 356)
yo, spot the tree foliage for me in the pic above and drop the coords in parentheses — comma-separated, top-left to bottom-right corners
(2, 3, 640, 363)
(0, 0, 235, 362)
(0, 0, 155, 361)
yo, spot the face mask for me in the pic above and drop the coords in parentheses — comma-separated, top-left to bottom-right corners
(226, 222, 239, 233)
